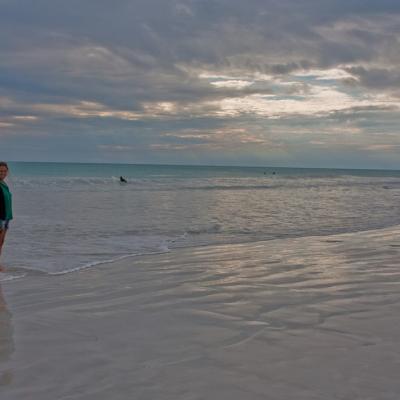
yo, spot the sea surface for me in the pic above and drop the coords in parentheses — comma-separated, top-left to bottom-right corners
(2, 162, 400, 278)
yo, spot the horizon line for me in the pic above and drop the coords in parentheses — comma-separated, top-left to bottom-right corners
(5, 160, 400, 172)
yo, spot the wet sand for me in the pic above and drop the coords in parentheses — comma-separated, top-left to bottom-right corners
(1, 226, 400, 399)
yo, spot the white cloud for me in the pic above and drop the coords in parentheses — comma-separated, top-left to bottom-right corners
(11, 115, 38, 121)
(0, 121, 14, 128)
(294, 67, 355, 81)
(210, 80, 253, 89)
(216, 87, 400, 118)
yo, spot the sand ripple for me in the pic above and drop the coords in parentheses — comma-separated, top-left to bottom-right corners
(1, 226, 400, 399)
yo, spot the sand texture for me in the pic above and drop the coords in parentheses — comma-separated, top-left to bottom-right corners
(1, 226, 400, 399)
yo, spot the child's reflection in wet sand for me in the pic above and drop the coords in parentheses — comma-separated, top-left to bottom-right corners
(0, 275, 14, 386)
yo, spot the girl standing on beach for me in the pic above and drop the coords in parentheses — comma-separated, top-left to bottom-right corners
(0, 162, 13, 257)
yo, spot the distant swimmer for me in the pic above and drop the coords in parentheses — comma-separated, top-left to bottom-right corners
(119, 176, 127, 183)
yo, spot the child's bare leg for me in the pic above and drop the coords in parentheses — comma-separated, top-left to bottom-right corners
(0, 229, 6, 256)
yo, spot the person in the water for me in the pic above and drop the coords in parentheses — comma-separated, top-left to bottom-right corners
(0, 162, 13, 257)
(119, 176, 127, 183)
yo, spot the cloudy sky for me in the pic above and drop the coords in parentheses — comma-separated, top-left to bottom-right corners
(1, 0, 400, 168)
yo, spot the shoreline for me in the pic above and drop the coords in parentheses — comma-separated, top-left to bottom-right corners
(2, 221, 400, 281)
(1, 225, 400, 398)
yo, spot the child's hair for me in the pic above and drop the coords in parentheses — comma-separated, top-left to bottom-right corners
(0, 162, 9, 170)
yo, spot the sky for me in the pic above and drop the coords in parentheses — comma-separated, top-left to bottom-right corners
(1, 0, 400, 168)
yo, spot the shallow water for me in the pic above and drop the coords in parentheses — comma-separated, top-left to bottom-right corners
(2, 162, 400, 276)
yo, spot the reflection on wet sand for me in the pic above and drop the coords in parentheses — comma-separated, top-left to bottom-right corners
(0, 279, 14, 386)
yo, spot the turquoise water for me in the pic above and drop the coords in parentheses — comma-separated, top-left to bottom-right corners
(2, 162, 400, 276)
(9, 161, 400, 179)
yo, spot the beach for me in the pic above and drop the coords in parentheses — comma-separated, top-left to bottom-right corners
(3, 0, 400, 397)
(2, 225, 400, 399)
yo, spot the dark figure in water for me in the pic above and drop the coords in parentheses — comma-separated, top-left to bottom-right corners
(120, 176, 127, 183)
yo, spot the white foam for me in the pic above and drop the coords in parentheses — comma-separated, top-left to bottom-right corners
(0, 272, 27, 282)
(48, 246, 172, 276)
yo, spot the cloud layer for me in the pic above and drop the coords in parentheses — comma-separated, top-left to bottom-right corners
(1, 0, 400, 167)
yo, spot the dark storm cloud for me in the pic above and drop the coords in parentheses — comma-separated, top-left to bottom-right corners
(2, 0, 400, 105)
(344, 66, 400, 93)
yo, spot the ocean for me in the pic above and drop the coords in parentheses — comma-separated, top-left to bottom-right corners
(2, 162, 400, 278)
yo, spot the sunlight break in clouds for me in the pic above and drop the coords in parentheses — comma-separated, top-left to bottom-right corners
(217, 88, 400, 118)
(210, 80, 254, 89)
(202, 68, 400, 118)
